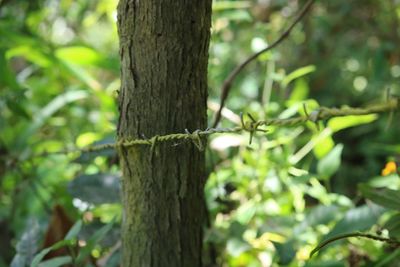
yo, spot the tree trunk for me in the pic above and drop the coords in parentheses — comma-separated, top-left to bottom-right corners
(116, 1, 212, 266)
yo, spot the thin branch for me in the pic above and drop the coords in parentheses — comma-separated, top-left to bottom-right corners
(310, 232, 400, 258)
(212, 0, 316, 128)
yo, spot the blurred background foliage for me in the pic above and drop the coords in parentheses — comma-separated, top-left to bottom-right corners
(0, 0, 400, 266)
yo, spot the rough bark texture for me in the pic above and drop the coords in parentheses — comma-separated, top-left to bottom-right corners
(116, 1, 212, 266)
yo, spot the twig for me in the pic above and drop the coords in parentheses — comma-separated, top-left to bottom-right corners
(310, 232, 400, 258)
(212, 0, 316, 128)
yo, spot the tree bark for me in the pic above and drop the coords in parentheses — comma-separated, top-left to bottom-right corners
(116, 1, 212, 266)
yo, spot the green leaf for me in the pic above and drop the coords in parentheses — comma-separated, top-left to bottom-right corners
(359, 184, 400, 211)
(31, 240, 71, 267)
(273, 240, 296, 265)
(6, 45, 52, 68)
(37, 256, 72, 267)
(219, 10, 252, 21)
(294, 205, 339, 234)
(322, 204, 384, 243)
(212, 1, 251, 11)
(235, 200, 257, 224)
(317, 144, 343, 179)
(92, 204, 122, 222)
(313, 135, 335, 159)
(55, 46, 119, 73)
(327, 114, 377, 133)
(282, 65, 316, 88)
(228, 221, 247, 238)
(383, 213, 400, 239)
(30, 248, 52, 267)
(289, 78, 309, 101)
(367, 174, 399, 188)
(6, 100, 31, 120)
(312, 205, 385, 256)
(65, 220, 83, 240)
(55, 46, 102, 66)
(0, 48, 21, 89)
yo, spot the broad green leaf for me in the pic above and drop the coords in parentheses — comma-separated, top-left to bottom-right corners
(288, 78, 309, 103)
(37, 256, 72, 267)
(313, 135, 335, 159)
(212, 1, 251, 11)
(6, 100, 31, 120)
(327, 114, 377, 133)
(359, 184, 400, 211)
(367, 174, 399, 188)
(55, 46, 119, 72)
(282, 65, 316, 88)
(55, 46, 102, 66)
(312, 205, 384, 256)
(322, 204, 384, 243)
(30, 248, 52, 267)
(92, 204, 122, 222)
(220, 9, 252, 21)
(6, 45, 52, 68)
(0, 26, 41, 48)
(76, 132, 102, 148)
(294, 205, 339, 234)
(65, 220, 83, 240)
(383, 213, 400, 239)
(317, 144, 343, 179)
(295, 99, 320, 116)
(273, 240, 296, 265)
(235, 200, 257, 224)
(0, 48, 21, 89)
(228, 221, 247, 238)
(68, 173, 120, 204)
(31, 240, 71, 267)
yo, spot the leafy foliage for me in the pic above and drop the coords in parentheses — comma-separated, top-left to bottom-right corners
(1, 0, 400, 266)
